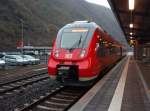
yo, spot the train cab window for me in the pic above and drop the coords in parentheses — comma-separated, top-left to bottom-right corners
(56, 28, 95, 49)
(61, 29, 88, 49)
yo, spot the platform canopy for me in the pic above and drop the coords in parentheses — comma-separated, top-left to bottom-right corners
(108, 0, 150, 44)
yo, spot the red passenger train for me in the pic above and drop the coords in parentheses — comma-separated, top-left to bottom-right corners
(48, 21, 125, 85)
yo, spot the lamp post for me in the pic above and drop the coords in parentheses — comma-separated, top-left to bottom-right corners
(19, 18, 24, 55)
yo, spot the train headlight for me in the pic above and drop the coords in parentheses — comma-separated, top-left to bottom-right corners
(54, 50, 59, 58)
(80, 50, 86, 58)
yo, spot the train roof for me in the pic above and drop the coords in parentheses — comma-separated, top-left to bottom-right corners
(63, 21, 104, 32)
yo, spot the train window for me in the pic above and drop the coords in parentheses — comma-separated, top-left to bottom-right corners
(98, 38, 105, 57)
(110, 45, 116, 54)
(109, 43, 113, 54)
(96, 37, 121, 57)
(104, 41, 110, 56)
(96, 43, 100, 57)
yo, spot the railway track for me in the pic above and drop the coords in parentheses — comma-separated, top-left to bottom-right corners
(0, 67, 47, 84)
(0, 73, 49, 95)
(16, 86, 89, 111)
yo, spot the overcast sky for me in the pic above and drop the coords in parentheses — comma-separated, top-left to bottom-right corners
(85, 0, 111, 9)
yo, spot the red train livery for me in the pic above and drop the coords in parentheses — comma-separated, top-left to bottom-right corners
(48, 21, 125, 85)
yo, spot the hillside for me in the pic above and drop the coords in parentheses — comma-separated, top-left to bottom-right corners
(0, 0, 127, 51)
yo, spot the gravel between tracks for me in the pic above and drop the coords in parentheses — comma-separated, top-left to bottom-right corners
(0, 64, 47, 84)
(0, 78, 60, 111)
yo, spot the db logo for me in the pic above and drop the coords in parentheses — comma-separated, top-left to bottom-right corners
(65, 54, 72, 59)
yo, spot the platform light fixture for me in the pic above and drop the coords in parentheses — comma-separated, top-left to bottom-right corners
(130, 32, 133, 35)
(129, 0, 135, 10)
(130, 36, 133, 39)
(129, 23, 133, 28)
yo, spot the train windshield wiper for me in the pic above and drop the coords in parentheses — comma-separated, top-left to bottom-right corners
(68, 34, 82, 51)
(78, 35, 82, 48)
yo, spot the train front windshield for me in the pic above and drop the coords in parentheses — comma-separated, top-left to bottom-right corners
(59, 28, 89, 49)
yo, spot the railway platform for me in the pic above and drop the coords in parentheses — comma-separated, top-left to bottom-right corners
(69, 56, 150, 111)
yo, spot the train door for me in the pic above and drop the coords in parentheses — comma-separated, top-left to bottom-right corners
(96, 29, 106, 71)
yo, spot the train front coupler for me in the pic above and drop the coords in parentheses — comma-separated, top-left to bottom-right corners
(56, 65, 78, 83)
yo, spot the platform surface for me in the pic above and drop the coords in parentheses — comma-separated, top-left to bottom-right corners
(69, 56, 150, 111)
